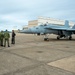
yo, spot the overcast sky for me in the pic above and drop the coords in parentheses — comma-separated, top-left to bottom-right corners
(0, 0, 75, 31)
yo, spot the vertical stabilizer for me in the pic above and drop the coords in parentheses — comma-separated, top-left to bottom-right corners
(64, 20, 70, 28)
(72, 25, 75, 29)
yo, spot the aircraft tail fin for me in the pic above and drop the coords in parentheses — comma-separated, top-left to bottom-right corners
(64, 20, 70, 28)
(72, 25, 75, 29)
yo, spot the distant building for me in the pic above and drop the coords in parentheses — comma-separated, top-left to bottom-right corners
(22, 25, 28, 30)
(28, 20, 38, 27)
(24, 16, 75, 28)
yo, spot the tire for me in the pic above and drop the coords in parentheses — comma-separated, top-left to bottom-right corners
(69, 36, 72, 40)
(44, 38, 48, 41)
(57, 36, 60, 40)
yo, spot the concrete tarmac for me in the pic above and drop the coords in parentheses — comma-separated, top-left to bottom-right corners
(0, 33, 75, 75)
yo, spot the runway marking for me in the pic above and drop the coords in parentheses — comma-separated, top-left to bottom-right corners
(47, 55, 75, 73)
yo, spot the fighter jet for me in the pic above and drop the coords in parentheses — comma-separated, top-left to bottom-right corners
(20, 20, 75, 41)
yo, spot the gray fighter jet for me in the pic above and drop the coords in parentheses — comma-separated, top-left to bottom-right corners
(20, 20, 75, 41)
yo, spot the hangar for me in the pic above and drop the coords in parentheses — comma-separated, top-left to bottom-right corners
(23, 16, 75, 29)
(28, 16, 74, 27)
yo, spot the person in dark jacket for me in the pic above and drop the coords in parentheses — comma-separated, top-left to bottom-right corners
(11, 30, 16, 44)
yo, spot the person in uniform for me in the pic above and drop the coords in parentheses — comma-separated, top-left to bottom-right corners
(11, 30, 16, 44)
(4, 30, 10, 47)
(0, 31, 1, 46)
(0, 30, 4, 46)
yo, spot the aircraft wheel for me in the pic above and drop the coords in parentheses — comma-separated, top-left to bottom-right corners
(69, 36, 72, 40)
(57, 36, 60, 40)
(44, 38, 49, 41)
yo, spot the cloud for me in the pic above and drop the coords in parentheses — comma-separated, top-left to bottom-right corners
(0, 0, 75, 30)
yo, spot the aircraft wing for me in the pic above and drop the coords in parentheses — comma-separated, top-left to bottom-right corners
(66, 29, 75, 31)
(45, 27, 75, 32)
(45, 27, 67, 31)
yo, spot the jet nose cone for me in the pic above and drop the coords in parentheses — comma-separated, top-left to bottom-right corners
(19, 28, 32, 34)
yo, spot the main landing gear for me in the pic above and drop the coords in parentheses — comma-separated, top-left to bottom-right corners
(57, 35, 72, 40)
(57, 35, 60, 40)
(68, 36, 72, 40)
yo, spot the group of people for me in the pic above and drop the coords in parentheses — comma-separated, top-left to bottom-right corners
(0, 30, 16, 47)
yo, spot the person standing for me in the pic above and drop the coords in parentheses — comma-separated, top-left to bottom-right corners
(0, 31, 1, 46)
(4, 30, 10, 47)
(11, 30, 16, 44)
(0, 30, 4, 46)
